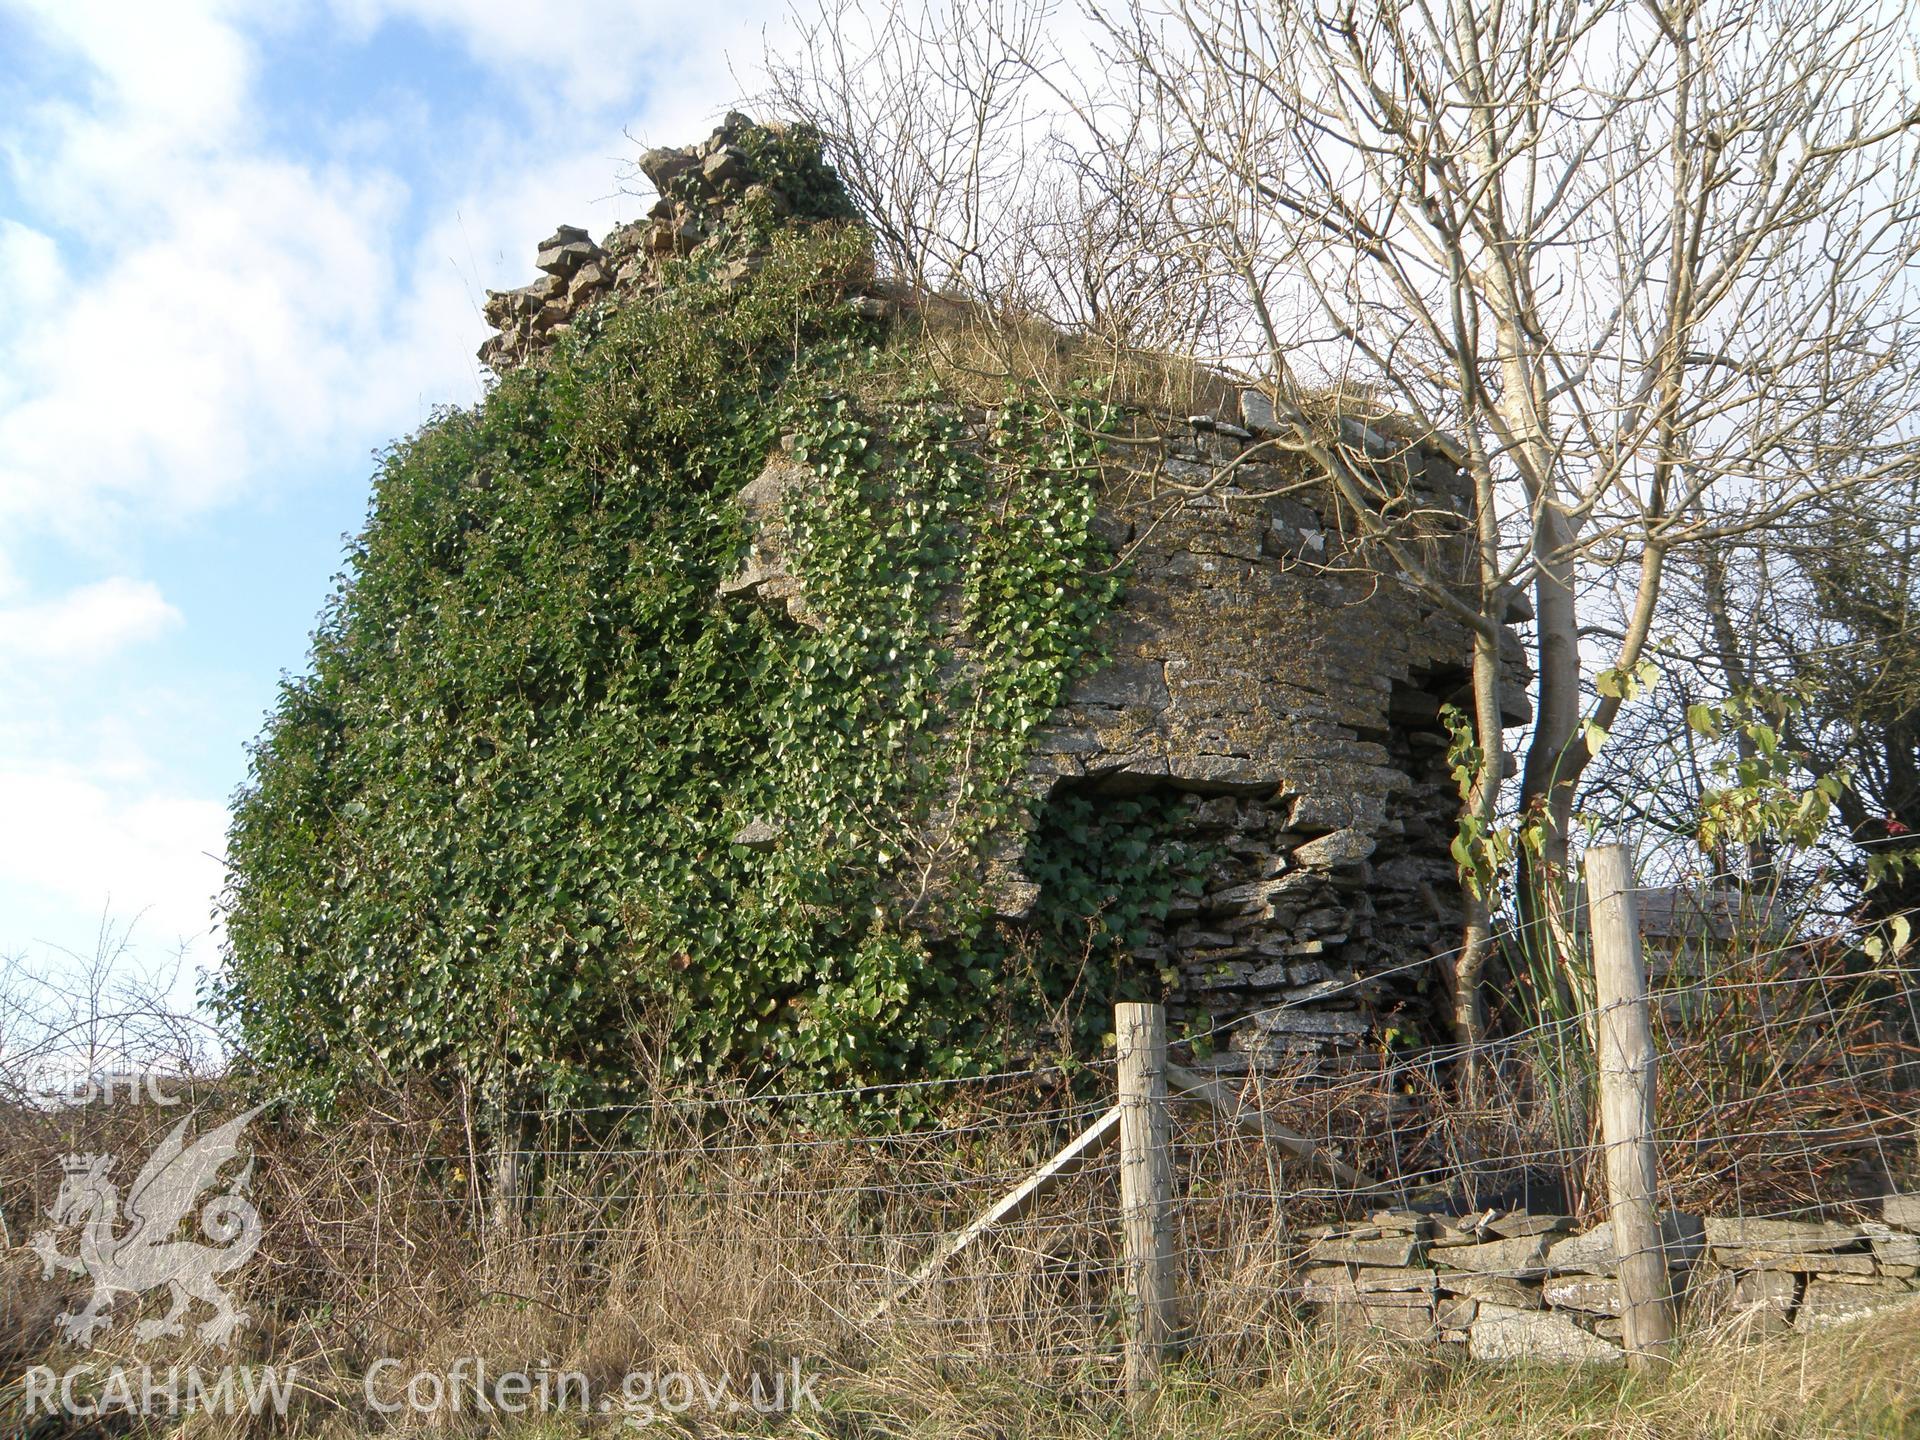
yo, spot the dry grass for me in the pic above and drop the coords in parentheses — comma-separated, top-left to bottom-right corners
(3, 1018, 1916, 1440)
(871, 290, 1243, 419)
(778, 1305, 1920, 1439)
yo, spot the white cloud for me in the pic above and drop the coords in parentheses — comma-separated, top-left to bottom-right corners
(0, 578, 182, 664)
(331, 0, 786, 114)
(0, 142, 413, 547)
(0, 219, 67, 318)
(0, 0, 803, 989)
(0, 766, 228, 952)
(0, 0, 798, 567)
(1, 0, 260, 224)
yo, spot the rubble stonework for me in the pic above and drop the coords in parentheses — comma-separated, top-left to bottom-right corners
(1302, 1193, 1920, 1360)
(719, 409, 1531, 1064)
(479, 112, 866, 373)
(1035, 419, 1531, 1069)
(481, 115, 1530, 1062)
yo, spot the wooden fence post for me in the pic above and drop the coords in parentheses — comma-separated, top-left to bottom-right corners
(1584, 842, 1675, 1367)
(484, 1074, 526, 1273)
(1116, 1001, 1175, 1400)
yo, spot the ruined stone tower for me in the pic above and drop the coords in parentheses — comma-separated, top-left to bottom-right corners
(478, 113, 1529, 1079)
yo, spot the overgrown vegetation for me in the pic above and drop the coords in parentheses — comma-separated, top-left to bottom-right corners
(794, 1315, 1920, 1439)
(8, 1081, 1917, 1440)
(216, 147, 1144, 1116)
(1434, 682, 1920, 1214)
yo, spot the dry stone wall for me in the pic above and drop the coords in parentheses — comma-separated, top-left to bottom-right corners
(1301, 1193, 1920, 1361)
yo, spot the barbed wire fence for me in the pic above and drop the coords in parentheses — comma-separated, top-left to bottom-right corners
(3, 841, 1918, 1409)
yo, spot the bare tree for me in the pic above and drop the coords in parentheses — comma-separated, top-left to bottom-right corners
(1062, 0, 1920, 1048)
(762, 0, 1057, 293)
(765, 0, 1920, 1057)
(0, 911, 215, 1108)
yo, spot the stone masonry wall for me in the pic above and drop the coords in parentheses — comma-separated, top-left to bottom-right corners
(479, 113, 1533, 1068)
(1034, 417, 1530, 1072)
(716, 409, 1532, 1068)
(1303, 1194, 1920, 1362)
(478, 112, 873, 374)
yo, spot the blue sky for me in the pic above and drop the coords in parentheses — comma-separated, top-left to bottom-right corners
(0, 0, 788, 1006)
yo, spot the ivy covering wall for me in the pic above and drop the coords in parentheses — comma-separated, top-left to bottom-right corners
(217, 181, 1171, 1110)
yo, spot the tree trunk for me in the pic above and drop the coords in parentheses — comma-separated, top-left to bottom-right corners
(1521, 502, 1583, 869)
(1451, 438, 1509, 1087)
